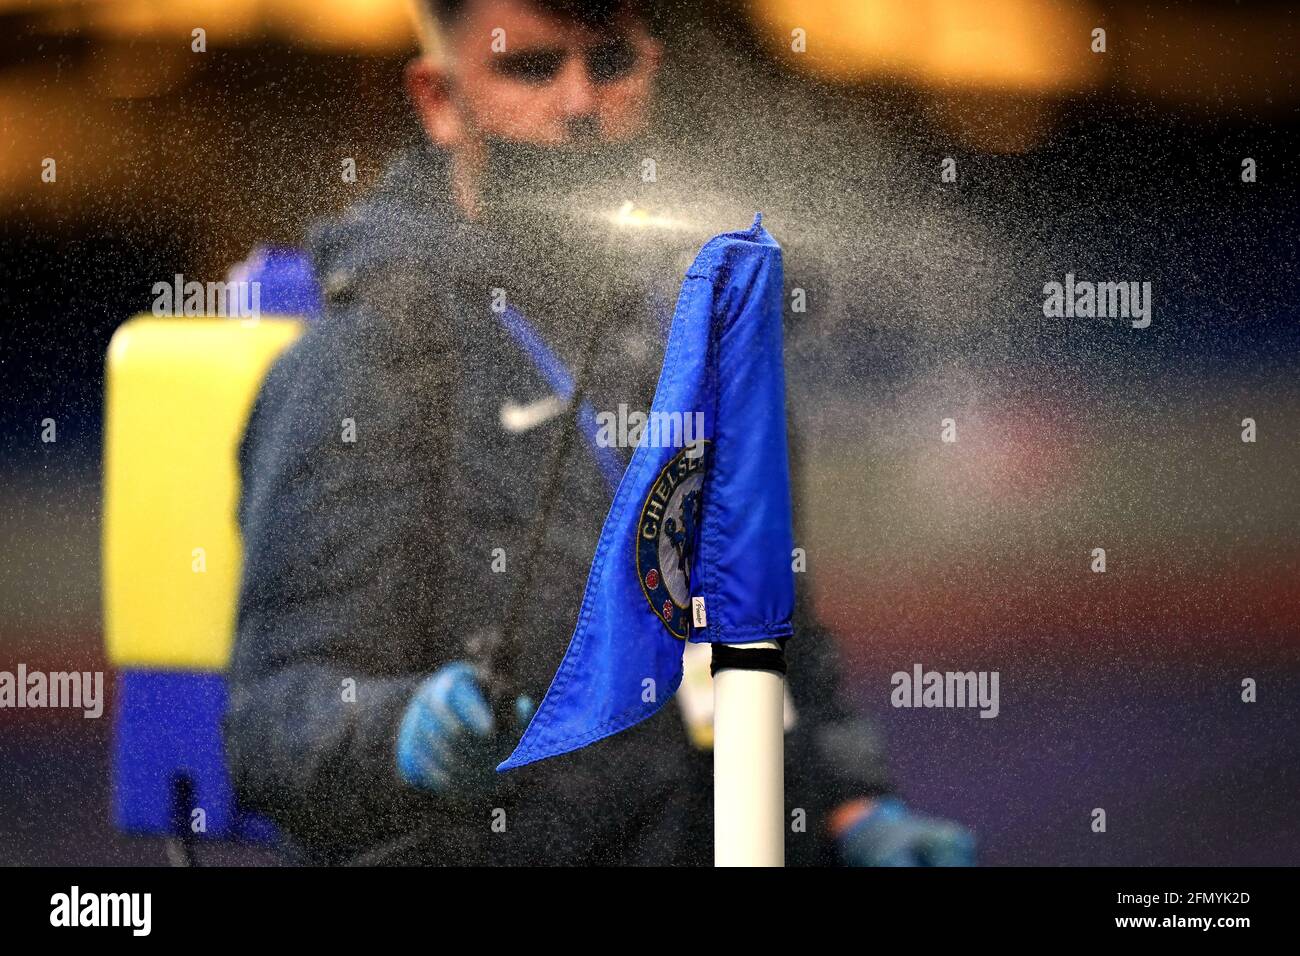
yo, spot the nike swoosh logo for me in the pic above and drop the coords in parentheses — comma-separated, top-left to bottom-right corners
(499, 395, 568, 434)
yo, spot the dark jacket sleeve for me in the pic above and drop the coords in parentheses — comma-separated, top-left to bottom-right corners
(223, 288, 457, 860)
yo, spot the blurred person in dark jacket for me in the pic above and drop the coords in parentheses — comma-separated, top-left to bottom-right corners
(224, 0, 973, 866)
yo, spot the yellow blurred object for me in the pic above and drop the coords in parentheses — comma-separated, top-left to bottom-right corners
(268, 0, 416, 52)
(43, 0, 415, 53)
(102, 316, 304, 670)
(751, 0, 1102, 93)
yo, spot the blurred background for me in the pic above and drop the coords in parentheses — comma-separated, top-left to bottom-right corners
(1, 0, 1296, 864)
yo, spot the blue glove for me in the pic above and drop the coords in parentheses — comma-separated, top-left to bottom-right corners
(396, 663, 534, 794)
(836, 797, 977, 867)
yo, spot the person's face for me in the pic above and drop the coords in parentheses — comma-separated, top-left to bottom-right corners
(410, 0, 661, 150)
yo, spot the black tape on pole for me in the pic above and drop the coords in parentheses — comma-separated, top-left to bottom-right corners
(709, 641, 788, 677)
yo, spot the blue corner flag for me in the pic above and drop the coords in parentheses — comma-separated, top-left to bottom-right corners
(498, 215, 795, 772)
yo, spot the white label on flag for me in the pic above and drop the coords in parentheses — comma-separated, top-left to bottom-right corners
(691, 596, 707, 628)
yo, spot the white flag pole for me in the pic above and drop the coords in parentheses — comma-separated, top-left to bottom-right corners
(712, 639, 785, 867)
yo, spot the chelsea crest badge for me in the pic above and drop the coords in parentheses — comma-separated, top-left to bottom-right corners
(637, 442, 708, 639)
